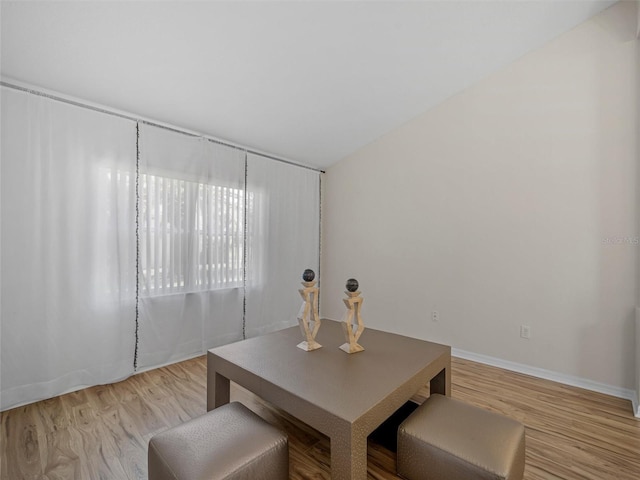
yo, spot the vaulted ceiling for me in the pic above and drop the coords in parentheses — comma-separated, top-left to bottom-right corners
(1, 1, 617, 169)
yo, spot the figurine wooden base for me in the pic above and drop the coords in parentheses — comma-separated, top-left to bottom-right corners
(339, 341, 364, 354)
(297, 339, 323, 351)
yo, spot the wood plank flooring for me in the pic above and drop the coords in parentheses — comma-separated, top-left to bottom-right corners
(1, 356, 639, 479)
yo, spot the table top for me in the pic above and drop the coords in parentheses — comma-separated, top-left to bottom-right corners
(208, 319, 450, 424)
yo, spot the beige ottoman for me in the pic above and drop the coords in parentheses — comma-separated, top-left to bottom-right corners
(397, 394, 525, 480)
(148, 401, 288, 480)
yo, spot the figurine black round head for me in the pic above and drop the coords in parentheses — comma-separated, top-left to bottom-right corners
(302, 269, 315, 282)
(346, 278, 359, 292)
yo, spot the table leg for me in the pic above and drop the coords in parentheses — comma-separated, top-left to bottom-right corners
(430, 364, 451, 396)
(330, 429, 367, 480)
(207, 371, 230, 411)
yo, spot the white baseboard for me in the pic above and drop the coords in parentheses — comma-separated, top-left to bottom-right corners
(452, 348, 638, 418)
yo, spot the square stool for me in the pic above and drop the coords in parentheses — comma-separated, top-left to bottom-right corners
(148, 401, 288, 480)
(397, 394, 525, 480)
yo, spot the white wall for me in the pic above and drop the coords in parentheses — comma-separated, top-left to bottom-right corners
(636, 0, 640, 416)
(321, 1, 639, 393)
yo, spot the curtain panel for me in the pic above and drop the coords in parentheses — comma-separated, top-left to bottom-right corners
(245, 153, 321, 337)
(0, 87, 322, 411)
(1, 87, 137, 410)
(136, 124, 246, 369)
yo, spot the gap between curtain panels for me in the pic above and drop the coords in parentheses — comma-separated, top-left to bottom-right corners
(134, 123, 141, 371)
(242, 153, 248, 341)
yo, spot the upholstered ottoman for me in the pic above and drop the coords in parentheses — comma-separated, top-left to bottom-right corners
(148, 401, 288, 480)
(397, 394, 525, 480)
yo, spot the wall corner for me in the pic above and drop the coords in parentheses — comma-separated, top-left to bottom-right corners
(636, 307, 640, 417)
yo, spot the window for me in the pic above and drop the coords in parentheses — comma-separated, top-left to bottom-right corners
(139, 173, 248, 296)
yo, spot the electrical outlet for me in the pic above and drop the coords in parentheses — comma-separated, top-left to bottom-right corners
(432, 310, 439, 322)
(520, 325, 531, 339)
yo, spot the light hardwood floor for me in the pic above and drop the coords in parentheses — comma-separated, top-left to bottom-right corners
(1, 356, 639, 479)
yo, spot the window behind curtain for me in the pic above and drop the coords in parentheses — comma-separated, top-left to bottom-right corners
(139, 173, 251, 296)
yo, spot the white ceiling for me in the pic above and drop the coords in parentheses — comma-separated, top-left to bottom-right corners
(1, 0, 617, 169)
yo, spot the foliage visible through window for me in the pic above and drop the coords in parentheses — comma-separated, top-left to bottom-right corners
(139, 173, 248, 296)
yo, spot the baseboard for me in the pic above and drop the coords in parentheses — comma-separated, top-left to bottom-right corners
(452, 348, 638, 417)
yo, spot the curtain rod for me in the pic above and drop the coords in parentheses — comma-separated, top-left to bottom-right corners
(0, 80, 325, 174)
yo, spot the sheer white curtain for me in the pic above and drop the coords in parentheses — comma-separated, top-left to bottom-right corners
(0, 87, 136, 410)
(245, 153, 321, 337)
(0, 88, 322, 411)
(136, 124, 245, 369)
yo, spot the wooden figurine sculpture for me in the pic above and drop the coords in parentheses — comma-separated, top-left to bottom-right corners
(297, 269, 322, 351)
(340, 278, 365, 353)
